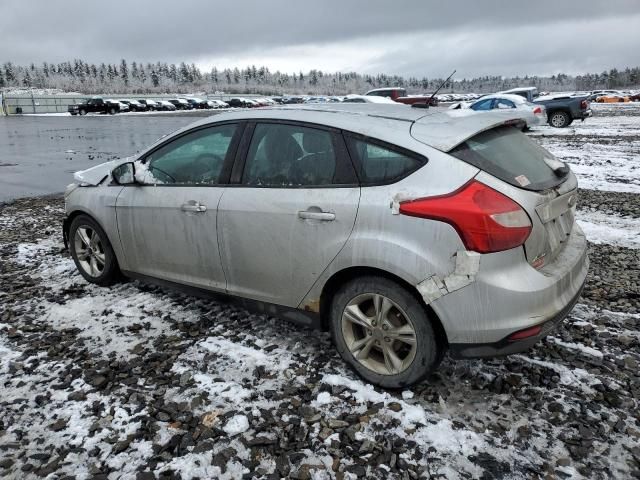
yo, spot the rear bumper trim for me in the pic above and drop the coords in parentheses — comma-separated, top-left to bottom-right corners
(449, 276, 586, 359)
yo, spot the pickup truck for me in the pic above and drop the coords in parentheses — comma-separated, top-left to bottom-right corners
(365, 88, 438, 106)
(68, 97, 120, 115)
(535, 94, 592, 127)
(498, 87, 591, 128)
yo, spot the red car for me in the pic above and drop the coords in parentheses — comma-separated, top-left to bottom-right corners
(365, 88, 438, 107)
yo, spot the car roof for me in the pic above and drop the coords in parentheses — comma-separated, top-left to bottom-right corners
(365, 87, 406, 93)
(476, 93, 527, 103)
(499, 87, 538, 93)
(150, 104, 529, 154)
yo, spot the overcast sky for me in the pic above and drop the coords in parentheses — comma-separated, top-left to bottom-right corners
(2, 0, 639, 78)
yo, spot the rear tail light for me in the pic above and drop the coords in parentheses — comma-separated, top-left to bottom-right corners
(399, 180, 532, 253)
(533, 106, 543, 114)
(580, 100, 589, 109)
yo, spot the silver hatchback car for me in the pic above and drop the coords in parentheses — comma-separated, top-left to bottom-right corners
(63, 104, 588, 388)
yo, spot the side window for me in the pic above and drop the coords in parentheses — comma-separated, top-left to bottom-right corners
(496, 99, 516, 109)
(143, 124, 237, 185)
(346, 137, 424, 184)
(242, 123, 352, 187)
(471, 99, 494, 111)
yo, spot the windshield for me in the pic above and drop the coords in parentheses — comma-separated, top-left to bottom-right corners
(449, 126, 568, 191)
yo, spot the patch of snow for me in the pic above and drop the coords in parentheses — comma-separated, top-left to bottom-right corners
(223, 415, 250, 436)
(576, 210, 640, 249)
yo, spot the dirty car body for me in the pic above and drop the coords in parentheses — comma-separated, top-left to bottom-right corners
(63, 104, 588, 387)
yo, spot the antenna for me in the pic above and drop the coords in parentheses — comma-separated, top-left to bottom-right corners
(416, 70, 456, 108)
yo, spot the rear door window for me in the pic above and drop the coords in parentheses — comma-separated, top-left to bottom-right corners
(495, 99, 516, 109)
(345, 136, 425, 185)
(241, 123, 355, 187)
(471, 99, 494, 111)
(449, 126, 568, 191)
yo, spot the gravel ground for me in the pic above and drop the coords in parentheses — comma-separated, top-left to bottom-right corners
(1, 108, 639, 479)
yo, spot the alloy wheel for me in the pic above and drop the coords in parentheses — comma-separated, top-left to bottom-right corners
(341, 293, 417, 375)
(74, 226, 106, 277)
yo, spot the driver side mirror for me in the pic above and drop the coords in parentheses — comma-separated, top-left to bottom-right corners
(112, 162, 138, 185)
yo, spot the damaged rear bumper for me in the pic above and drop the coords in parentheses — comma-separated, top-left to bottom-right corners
(449, 276, 585, 358)
(428, 223, 589, 350)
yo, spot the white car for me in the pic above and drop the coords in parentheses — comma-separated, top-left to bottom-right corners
(106, 99, 129, 112)
(342, 94, 398, 104)
(207, 100, 229, 109)
(449, 94, 547, 127)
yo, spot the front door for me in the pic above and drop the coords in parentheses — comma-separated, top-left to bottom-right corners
(218, 122, 360, 307)
(116, 123, 241, 290)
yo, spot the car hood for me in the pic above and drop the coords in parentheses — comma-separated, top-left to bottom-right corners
(410, 109, 530, 152)
(73, 157, 133, 185)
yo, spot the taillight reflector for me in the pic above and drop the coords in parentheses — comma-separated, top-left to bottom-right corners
(399, 180, 532, 253)
(533, 106, 542, 114)
(508, 325, 542, 341)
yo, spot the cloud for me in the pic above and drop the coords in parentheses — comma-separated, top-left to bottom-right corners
(1, 0, 639, 78)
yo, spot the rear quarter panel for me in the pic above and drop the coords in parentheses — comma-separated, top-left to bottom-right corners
(299, 144, 479, 310)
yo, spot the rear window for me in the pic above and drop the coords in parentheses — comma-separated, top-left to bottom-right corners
(449, 126, 567, 191)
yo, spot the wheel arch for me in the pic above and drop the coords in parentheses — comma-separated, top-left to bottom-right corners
(318, 266, 449, 349)
(64, 208, 118, 256)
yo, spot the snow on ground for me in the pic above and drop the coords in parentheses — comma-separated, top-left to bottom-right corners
(576, 210, 640, 249)
(0, 105, 639, 478)
(530, 103, 640, 193)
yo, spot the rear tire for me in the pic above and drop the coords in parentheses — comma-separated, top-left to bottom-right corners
(69, 215, 120, 286)
(109, 108, 116, 115)
(329, 276, 441, 388)
(549, 111, 571, 128)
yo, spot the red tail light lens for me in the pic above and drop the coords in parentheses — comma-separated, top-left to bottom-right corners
(533, 106, 542, 114)
(399, 180, 532, 253)
(580, 100, 589, 109)
(507, 324, 542, 341)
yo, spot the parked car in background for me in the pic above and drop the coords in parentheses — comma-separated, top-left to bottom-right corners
(595, 94, 630, 103)
(207, 100, 229, 109)
(281, 96, 305, 104)
(343, 94, 399, 104)
(167, 99, 192, 110)
(107, 100, 129, 113)
(64, 104, 587, 388)
(630, 92, 640, 102)
(497, 87, 540, 102)
(533, 93, 592, 128)
(449, 94, 546, 128)
(68, 97, 120, 115)
(365, 87, 407, 100)
(587, 90, 624, 101)
(226, 97, 255, 108)
(395, 94, 439, 107)
(119, 99, 147, 112)
(184, 98, 209, 109)
(155, 100, 177, 111)
(138, 99, 159, 111)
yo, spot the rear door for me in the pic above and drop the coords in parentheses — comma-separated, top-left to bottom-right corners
(116, 123, 242, 290)
(218, 121, 360, 306)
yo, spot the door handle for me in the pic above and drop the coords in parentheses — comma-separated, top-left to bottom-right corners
(181, 202, 207, 213)
(298, 210, 335, 221)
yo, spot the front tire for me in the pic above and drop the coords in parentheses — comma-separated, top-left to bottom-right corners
(549, 111, 571, 128)
(330, 276, 441, 388)
(79, 109, 87, 116)
(69, 215, 120, 286)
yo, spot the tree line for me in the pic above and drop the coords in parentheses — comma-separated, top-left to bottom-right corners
(1, 59, 639, 95)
